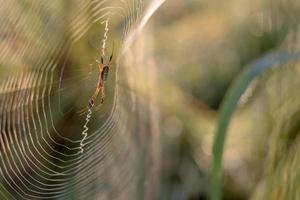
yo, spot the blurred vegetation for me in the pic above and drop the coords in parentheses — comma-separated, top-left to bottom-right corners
(1, 0, 300, 199)
(151, 0, 300, 199)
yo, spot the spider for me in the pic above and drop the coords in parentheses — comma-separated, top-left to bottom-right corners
(88, 49, 113, 109)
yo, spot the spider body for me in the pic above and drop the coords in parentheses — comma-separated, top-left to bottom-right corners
(88, 50, 113, 109)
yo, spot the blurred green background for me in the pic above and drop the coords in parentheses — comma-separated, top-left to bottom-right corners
(152, 0, 300, 199)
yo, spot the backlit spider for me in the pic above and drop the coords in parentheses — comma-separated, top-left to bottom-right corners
(88, 49, 113, 109)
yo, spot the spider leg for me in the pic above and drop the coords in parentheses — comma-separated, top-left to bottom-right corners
(89, 86, 101, 108)
(108, 42, 114, 65)
(101, 86, 106, 104)
(98, 61, 104, 74)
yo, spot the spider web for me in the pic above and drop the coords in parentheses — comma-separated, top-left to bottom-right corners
(0, 0, 164, 199)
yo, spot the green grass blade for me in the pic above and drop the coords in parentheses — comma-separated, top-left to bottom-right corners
(210, 51, 300, 200)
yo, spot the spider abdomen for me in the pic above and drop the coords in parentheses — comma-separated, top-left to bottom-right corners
(101, 66, 109, 82)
